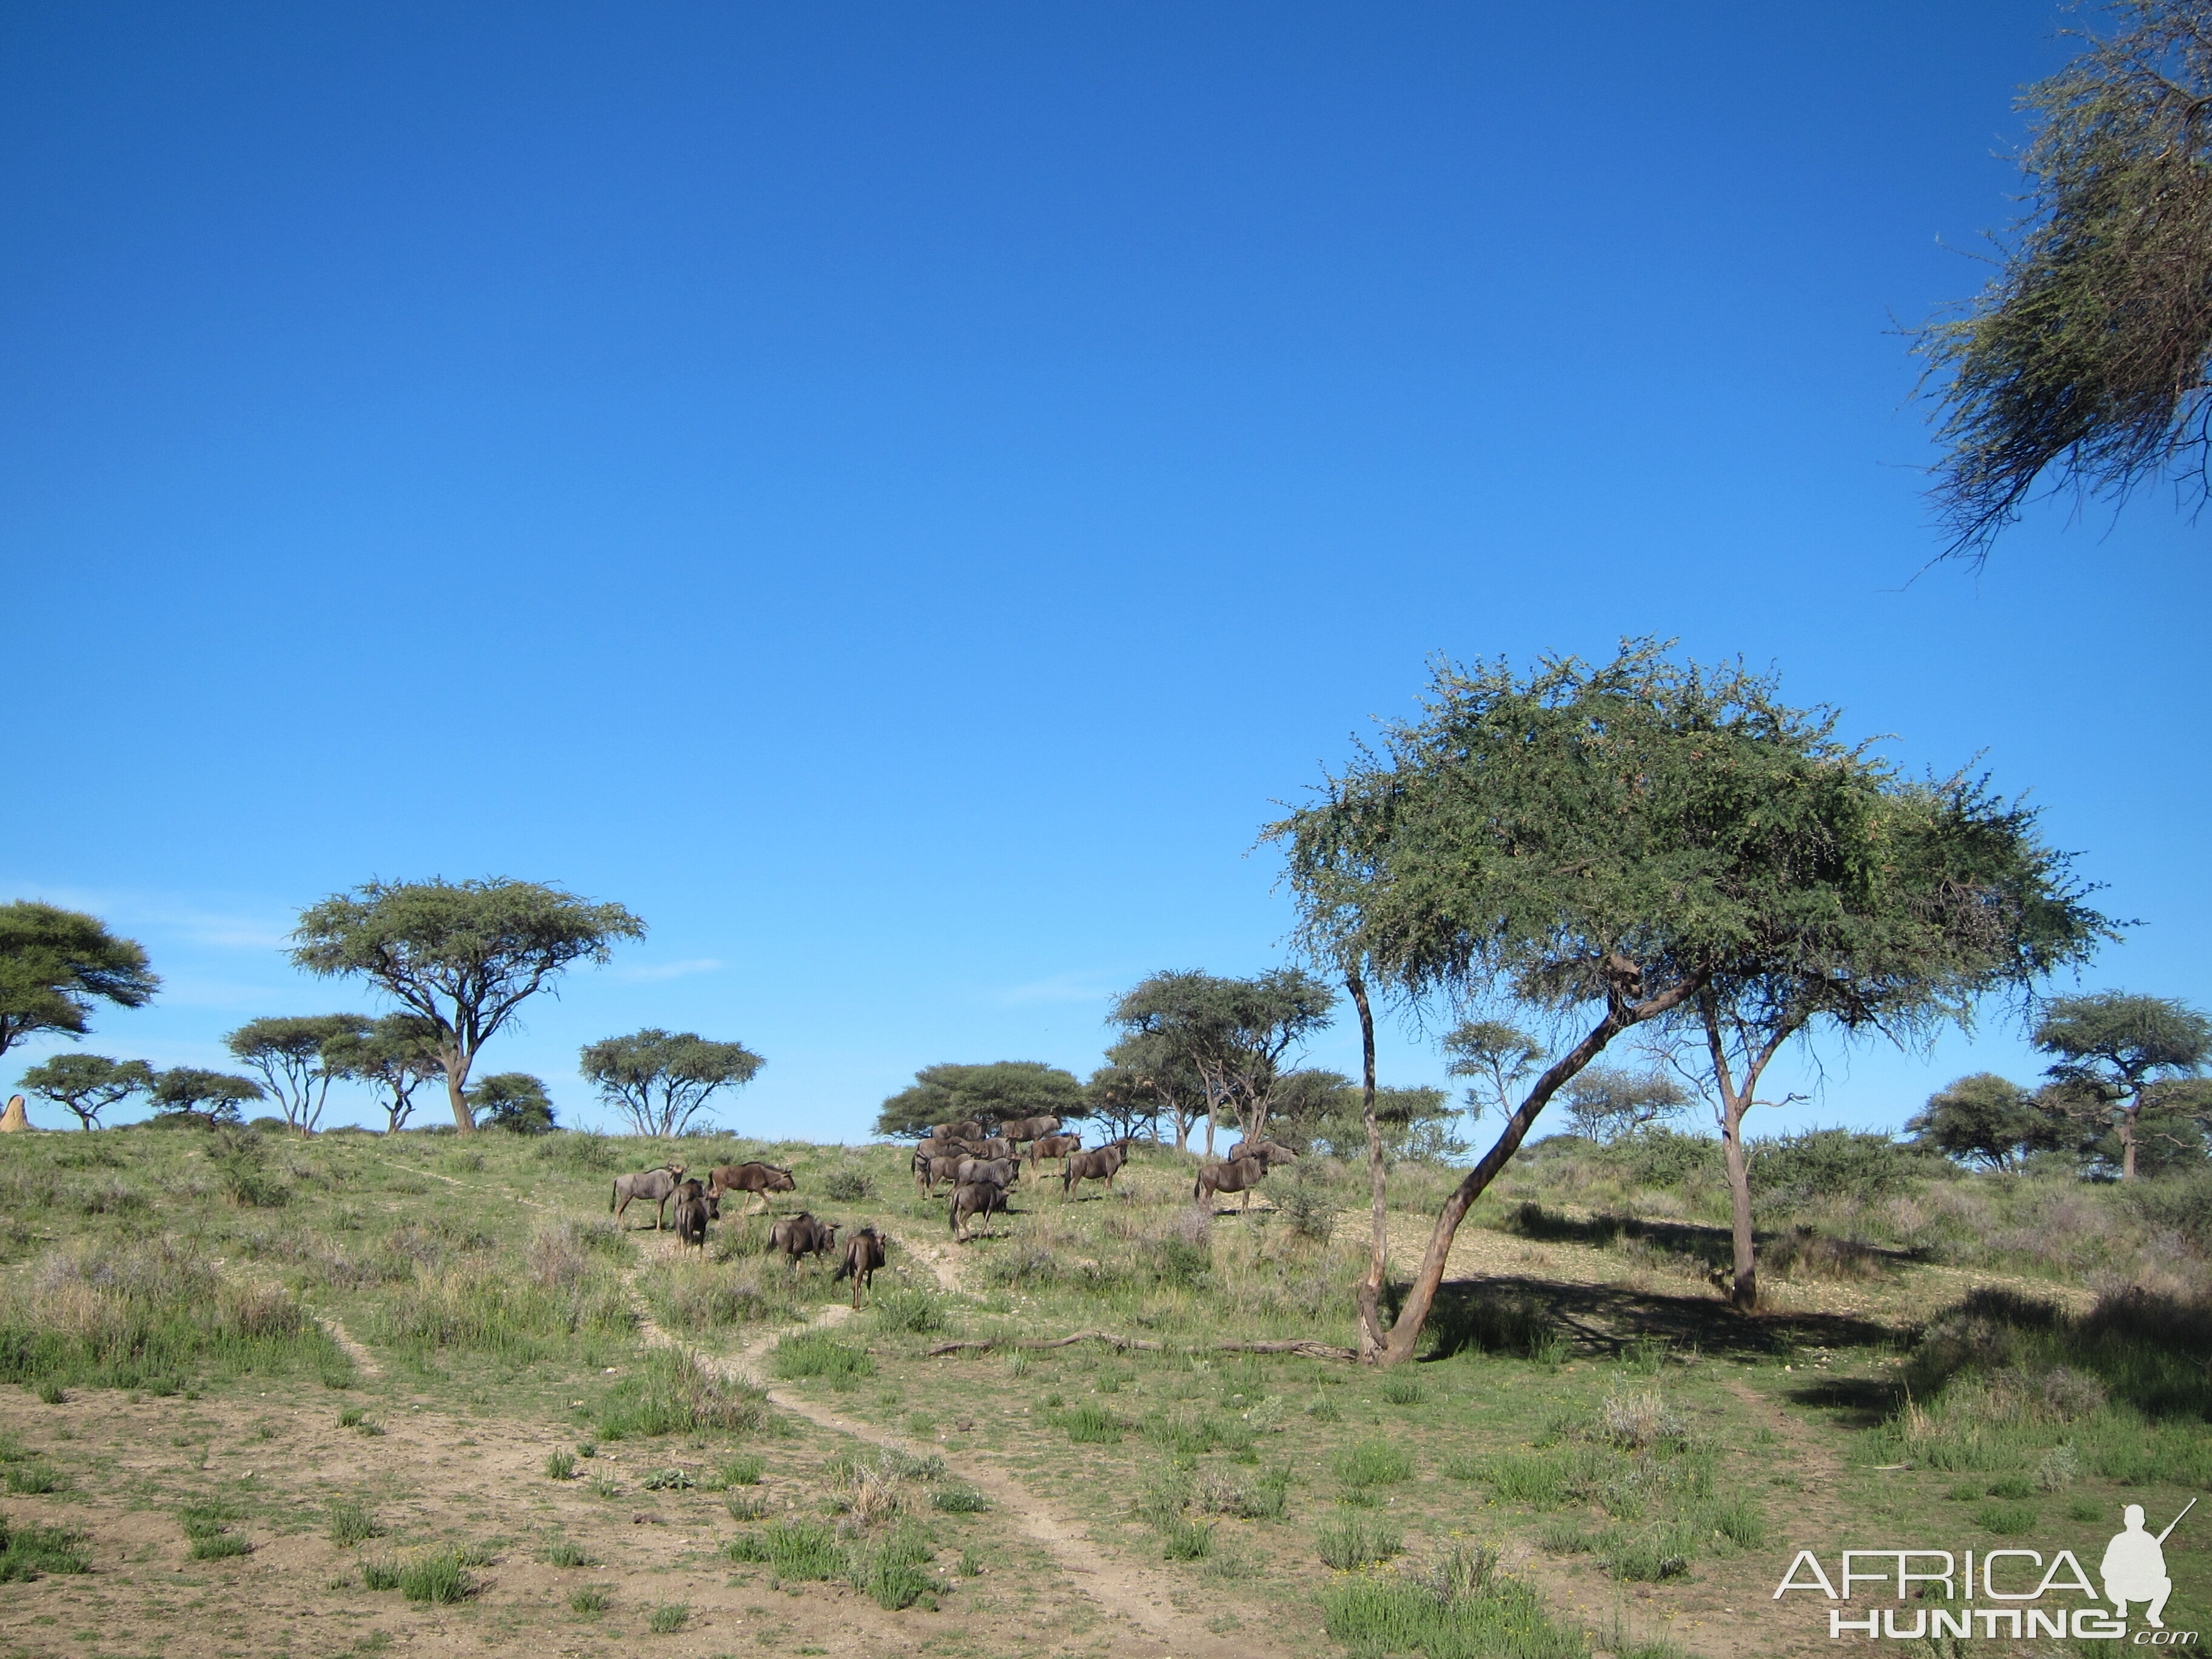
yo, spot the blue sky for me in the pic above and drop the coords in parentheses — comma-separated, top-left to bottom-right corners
(4, 2, 2204, 1141)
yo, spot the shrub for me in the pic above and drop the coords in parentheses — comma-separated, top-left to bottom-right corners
(1160, 1518, 1216, 1560)
(717, 1453, 765, 1486)
(821, 1168, 873, 1201)
(646, 1603, 689, 1633)
(1974, 1501, 2037, 1536)
(726, 1521, 846, 1581)
(1335, 1439, 1413, 1489)
(541, 1541, 594, 1567)
(1317, 1514, 1403, 1570)
(595, 1347, 768, 1439)
(769, 1332, 874, 1381)
(1749, 1128, 1926, 1207)
(189, 1533, 252, 1561)
(1424, 1289, 1567, 1364)
(361, 1558, 403, 1591)
(3, 1463, 69, 1495)
(544, 1450, 577, 1481)
(871, 1288, 947, 1335)
(568, 1583, 614, 1614)
(327, 1500, 384, 1546)
(398, 1549, 478, 1603)
(931, 1486, 988, 1512)
(0, 1519, 90, 1581)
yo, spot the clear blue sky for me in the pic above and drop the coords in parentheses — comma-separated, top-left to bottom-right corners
(4, 2, 2203, 1140)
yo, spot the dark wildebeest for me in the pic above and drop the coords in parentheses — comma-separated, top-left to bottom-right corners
(1226, 1138, 1298, 1169)
(671, 1178, 716, 1250)
(917, 1152, 973, 1195)
(930, 1120, 984, 1142)
(964, 1136, 1017, 1162)
(1195, 1155, 1270, 1212)
(1062, 1138, 1133, 1198)
(1028, 1132, 1082, 1171)
(706, 1162, 797, 1215)
(956, 1155, 1020, 1190)
(831, 1226, 887, 1307)
(768, 1211, 840, 1269)
(611, 1164, 687, 1230)
(998, 1115, 1061, 1145)
(950, 1180, 1008, 1240)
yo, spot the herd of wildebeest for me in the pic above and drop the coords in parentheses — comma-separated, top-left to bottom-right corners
(604, 1118, 1304, 1306)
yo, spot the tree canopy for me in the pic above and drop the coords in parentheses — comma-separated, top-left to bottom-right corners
(1906, 1073, 2059, 1171)
(2033, 990, 2212, 1179)
(0, 900, 159, 1061)
(17, 1054, 155, 1130)
(874, 1061, 1088, 1139)
(1557, 1064, 1690, 1144)
(580, 1028, 763, 1138)
(149, 1067, 264, 1127)
(224, 1014, 370, 1135)
(1269, 642, 2109, 1355)
(290, 877, 645, 1131)
(468, 1071, 558, 1134)
(1915, 0, 2212, 557)
(1105, 968, 1335, 1153)
(322, 1013, 446, 1134)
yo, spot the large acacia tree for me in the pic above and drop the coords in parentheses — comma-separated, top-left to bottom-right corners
(224, 1014, 372, 1135)
(291, 878, 646, 1132)
(0, 901, 159, 1062)
(874, 1061, 1087, 1140)
(1106, 970, 1336, 1155)
(1270, 643, 2108, 1359)
(1916, 1, 2212, 557)
(18, 1054, 155, 1130)
(2033, 991, 2211, 1179)
(323, 1013, 446, 1134)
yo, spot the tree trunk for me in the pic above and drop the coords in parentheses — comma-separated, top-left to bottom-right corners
(1368, 968, 1706, 1367)
(441, 1050, 477, 1133)
(2118, 1105, 2138, 1180)
(1204, 1105, 1216, 1158)
(1347, 976, 1388, 1361)
(1721, 1100, 1757, 1310)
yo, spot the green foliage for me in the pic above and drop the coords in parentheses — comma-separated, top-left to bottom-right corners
(467, 1071, 557, 1134)
(931, 1485, 987, 1512)
(1592, 1127, 1723, 1187)
(1321, 1543, 1589, 1659)
(578, 1029, 762, 1138)
(874, 1059, 1089, 1139)
(717, 1452, 765, 1486)
(869, 1287, 947, 1334)
(646, 1603, 689, 1632)
(326, 1500, 384, 1545)
(0, 900, 159, 1061)
(820, 1165, 873, 1201)
(1053, 1402, 1127, 1443)
(1336, 1439, 1414, 1489)
(290, 876, 646, 1130)
(1907, 1073, 2057, 1171)
(1318, 1513, 1404, 1570)
(543, 1450, 576, 1480)
(725, 1521, 845, 1580)
(1912, 0, 2212, 555)
(1748, 1130, 1928, 1209)
(1107, 968, 1338, 1145)
(397, 1549, 479, 1603)
(149, 1067, 263, 1127)
(16, 1053, 155, 1131)
(224, 1013, 370, 1134)
(594, 1347, 767, 1439)
(567, 1583, 612, 1613)
(541, 1541, 594, 1567)
(0, 1517, 91, 1581)
(2034, 991, 2212, 1178)
(1558, 1065, 1690, 1144)
(769, 1332, 874, 1381)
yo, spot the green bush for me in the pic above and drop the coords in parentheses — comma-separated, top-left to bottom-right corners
(361, 1558, 403, 1591)
(1160, 1518, 1215, 1560)
(327, 1500, 384, 1546)
(541, 1541, 594, 1567)
(1322, 1544, 1587, 1659)
(0, 1519, 90, 1581)
(1318, 1513, 1403, 1570)
(1974, 1501, 2037, 1535)
(595, 1347, 767, 1439)
(544, 1450, 576, 1481)
(769, 1332, 874, 1381)
(931, 1486, 988, 1512)
(717, 1453, 765, 1486)
(1336, 1439, 1413, 1489)
(870, 1289, 947, 1335)
(725, 1521, 845, 1581)
(1055, 1403, 1127, 1444)
(568, 1583, 613, 1613)
(398, 1549, 478, 1603)
(1749, 1128, 1926, 1207)
(646, 1603, 689, 1633)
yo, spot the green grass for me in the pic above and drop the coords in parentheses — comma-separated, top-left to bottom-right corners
(0, 1520, 91, 1582)
(1321, 1545, 1588, 1659)
(595, 1346, 768, 1438)
(769, 1332, 875, 1381)
(189, 1532, 252, 1560)
(543, 1449, 576, 1480)
(569, 1583, 614, 1614)
(1318, 1513, 1404, 1570)
(646, 1603, 689, 1633)
(326, 1500, 384, 1546)
(931, 1485, 988, 1512)
(397, 1548, 479, 1604)
(1054, 1402, 1127, 1443)
(717, 1452, 766, 1486)
(541, 1541, 594, 1567)
(2, 1461, 69, 1494)
(725, 1521, 847, 1581)
(1336, 1439, 1414, 1488)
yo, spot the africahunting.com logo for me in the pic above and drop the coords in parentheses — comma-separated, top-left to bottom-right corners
(1774, 1499, 2195, 1643)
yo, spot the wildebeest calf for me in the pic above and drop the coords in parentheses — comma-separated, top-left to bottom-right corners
(1028, 1132, 1082, 1170)
(671, 1178, 715, 1250)
(768, 1210, 840, 1268)
(706, 1162, 797, 1215)
(831, 1225, 887, 1307)
(611, 1164, 687, 1229)
(950, 1180, 1008, 1240)
(1195, 1154, 1270, 1211)
(1062, 1138, 1133, 1198)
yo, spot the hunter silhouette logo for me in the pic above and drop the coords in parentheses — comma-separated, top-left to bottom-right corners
(2103, 1499, 2193, 1629)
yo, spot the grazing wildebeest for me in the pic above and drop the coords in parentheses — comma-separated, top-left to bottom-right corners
(965, 1136, 1017, 1162)
(998, 1115, 1061, 1145)
(1226, 1138, 1298, 1169)
(950, 1180, 1008, 1240)
(706, 1162, 797, 1215)
(1062, 1138, 1133, 1198)
(768, 1211, 840, 1269)
(931, 1120, 984, 1142)
(611, 1163, 687, 1229)
(671, 1178, 714, 1250)
(1195, 1154, 1270, 1211)
(956, 1155, 1019, 1190)
(1028, 1132, 1082, 1170)
(831, 1226, 887, 1307)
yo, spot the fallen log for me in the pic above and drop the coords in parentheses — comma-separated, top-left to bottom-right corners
(925, 1330, 1356, 1361)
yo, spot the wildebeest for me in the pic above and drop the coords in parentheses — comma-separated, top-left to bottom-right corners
(1062, 1138, 1133, 1198)
(930, 1120, 984, 1142)
(611, 1164, 687, 1229)
(768, 1211, 840, 1268)
(831, 1225, 887, 1307)
(965, 1136, 1018, 1162)
(671, 1178, 715, 1250)
(997, 1115, 1061, 1144)
(1195, 1155, 1270, 1211)
(950, 1179, 1008, 1240)
(956, 1155, 1020, 1189)
(1226, 1138, 1298, 1169)
(916, 1152, 973, 1195)
(706, 1162, 797, 1215)
(1028, 1132, 1082, 1170)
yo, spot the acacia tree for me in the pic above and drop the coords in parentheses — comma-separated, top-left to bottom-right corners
(1099, 1034, 1205, 1150)
(874, 1060, 1086, 1139)
(290, 878, 646, 1131)
(582, 1028, 764, 1138)
(224, 1014, 371, 1135)
(323, 1013, 446, 1134)
(150, 1067, 263, 1127)
(2033, 991, 2212, 1179)
(1906, 1073, 2057, 1170)
(1106, 970, 1335, 1154)
(17, 1054, 155, 1130)
(1442, 1020, 1546, 1123)
(1558, 1065, 1690, 1144)
(0, 901, 160, 1062)
(1915, 1, 2212, 557)
(1269, 643, 2109, 1359)
(469, 1072, 558, 1134)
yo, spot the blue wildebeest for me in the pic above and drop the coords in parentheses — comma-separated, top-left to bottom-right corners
(611, 1163, 687, 1230)
(1062, 1138, 1133, 1198)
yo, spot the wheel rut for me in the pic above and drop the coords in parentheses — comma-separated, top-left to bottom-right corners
(618, 1239, 1285, 1659)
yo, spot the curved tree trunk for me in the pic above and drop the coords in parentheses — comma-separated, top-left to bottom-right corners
(1721, 1102, 1757, 1310)
(441, 1050, 477, 1133)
